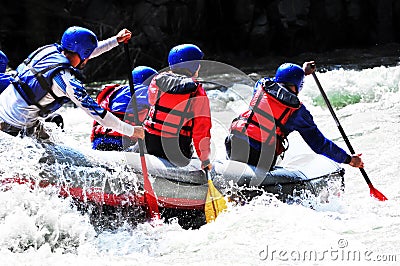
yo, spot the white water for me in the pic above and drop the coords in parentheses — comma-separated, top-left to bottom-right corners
(1, 64, 400, 265)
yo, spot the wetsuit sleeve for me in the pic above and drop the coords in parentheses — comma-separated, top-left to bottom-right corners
(133, 84, 150, 111)
(285, 105, 351, 163)
(191, 85, 212, 164)
(51, 71, 135, 136)
(121, 84, 150, 118)
(89, 36, 119, 59)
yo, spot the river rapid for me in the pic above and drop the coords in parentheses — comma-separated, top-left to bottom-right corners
(1, 48, 400, 265)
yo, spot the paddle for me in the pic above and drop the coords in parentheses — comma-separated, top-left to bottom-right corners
(124, 41, 161, 219)
(311, 69, 388, 201)
(204, 168, 227, 223)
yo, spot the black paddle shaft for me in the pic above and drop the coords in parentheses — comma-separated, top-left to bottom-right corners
(123, 42, 146, 157)
(123, 41, 161, 217)
(311, 72, 373, 185)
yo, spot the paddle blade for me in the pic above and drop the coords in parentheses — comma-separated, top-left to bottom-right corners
(205, 180, 227, 223)
(368, 183, 388, 201)
(143, 186, 161, 220)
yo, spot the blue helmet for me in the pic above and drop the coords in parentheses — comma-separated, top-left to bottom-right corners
(132, 66, 158, 85)
(61, 26, 98, 61)
(274, 63, 305, 92)
(0, 50, 8, 73)
(168, 44, 204, 74)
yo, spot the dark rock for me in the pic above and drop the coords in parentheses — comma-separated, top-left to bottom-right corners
(0, 0, 399, 82)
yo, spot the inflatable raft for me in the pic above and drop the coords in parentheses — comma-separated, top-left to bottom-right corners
(1, 143, 345, 229)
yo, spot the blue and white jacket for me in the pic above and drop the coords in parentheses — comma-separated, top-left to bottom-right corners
(0, 36, 135, 137)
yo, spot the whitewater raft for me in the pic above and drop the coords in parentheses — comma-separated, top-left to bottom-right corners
(1, 143, 345, 228)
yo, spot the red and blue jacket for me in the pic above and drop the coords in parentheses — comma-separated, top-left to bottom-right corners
(91, 83, 149, 149)
(231, 77, 350, 164)
(144, 71, 212, 163)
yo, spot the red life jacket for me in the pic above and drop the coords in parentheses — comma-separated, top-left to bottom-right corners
(230, 81, 301, 155)
(90, 84, 142, 141)
(144, 73, 199, 137)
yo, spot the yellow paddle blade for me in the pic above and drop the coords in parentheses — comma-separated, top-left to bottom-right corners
(205, 180, 228, 223)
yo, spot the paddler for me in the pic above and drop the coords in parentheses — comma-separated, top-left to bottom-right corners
(225, 61, 364, 170)
(143, 44, 212, 170)
(0, 26, 144, 141)
(91, 66, 158, 151)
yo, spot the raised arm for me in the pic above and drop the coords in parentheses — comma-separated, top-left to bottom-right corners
(89, 29, 132, 59)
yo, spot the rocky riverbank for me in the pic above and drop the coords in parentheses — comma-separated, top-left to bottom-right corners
(1, 0, 400, 82)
